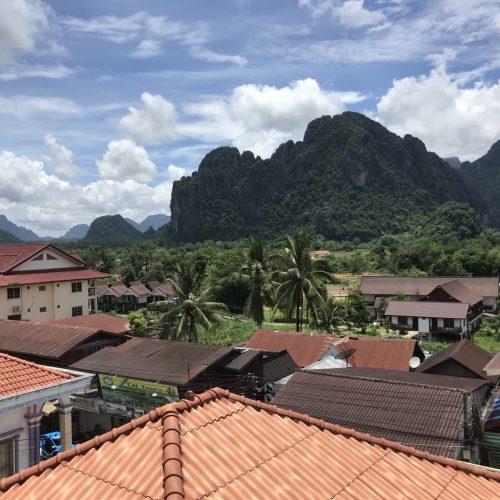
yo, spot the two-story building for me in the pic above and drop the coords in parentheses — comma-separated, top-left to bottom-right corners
(0, 244, 109, 321)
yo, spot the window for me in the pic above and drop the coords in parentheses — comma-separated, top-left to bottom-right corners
(397, 316, 408, 325)
(71, 282, 82, 293)
(39, 285, 46, 292)
(39, 307, 47, 313)
(7, 314, 21, 321)
(32, 254, 43, 261)
(7, 287, 20, 300)
(47, 254, 57, 260)
(72, 306, 83, 317)
(0, 438, 14, 478)
(444, 318, 455, 329)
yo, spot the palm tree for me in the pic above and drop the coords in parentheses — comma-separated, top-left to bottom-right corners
(310, 297, 349, 334)
(236, 237, 273, 327)
(160, 261, 228, 342)
(273, 231, 332, 332)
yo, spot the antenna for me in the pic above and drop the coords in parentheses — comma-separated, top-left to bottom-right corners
(409, 356, 421, 370)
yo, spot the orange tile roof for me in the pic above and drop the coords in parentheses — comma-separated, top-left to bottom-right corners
(2, 388, 500, 498)
(0, 352, 72, 397)
(0, 269, 109, 287)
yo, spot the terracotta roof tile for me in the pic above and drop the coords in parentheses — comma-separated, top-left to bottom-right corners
(3, 388, 500, 498)
(0, 352, 72, 397)
(0, 244, 49, 273)
(0, 269, 109, 287)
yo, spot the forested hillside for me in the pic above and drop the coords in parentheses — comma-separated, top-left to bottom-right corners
(83, 215, 143, 244)
(169, 112, 484, 243)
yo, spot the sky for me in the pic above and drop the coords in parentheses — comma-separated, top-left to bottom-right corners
(1, 0, 500, 236)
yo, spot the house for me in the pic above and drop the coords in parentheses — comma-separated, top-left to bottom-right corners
(0, 352, 93, 478)
(0, 244, 109, 321)
(146, 280, 176, 301)
(360, 275, 499, 315)
(245, 329, 424, 372)
(272, 368, 492, 463)
(416, 339, 493, 379)
(0, 319, 127, 367)
(385, 301, 473, 338)
(484, 352, 500, 378)
(127, 281, 150, 305)
(96, 281, 151, 312)
(47, 313, 130, 335)
(3, 388, 500, 498)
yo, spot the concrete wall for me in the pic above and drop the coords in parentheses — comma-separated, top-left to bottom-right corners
(14, 250, 81, 272)
(0, 407, 30, 477)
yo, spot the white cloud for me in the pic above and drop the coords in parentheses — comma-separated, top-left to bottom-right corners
(189, 47, 247, 66)
(97, 139, 157, 182)
(377, 66, 500, 160)
(43, 134, 79, 177)
(0, 150, 173, 236)
(132, 39, 162, 58)
(337, 0, 386, 27)
(182, 78, 365, 157)
(167, 164, 186, 180)
(119, 92, 180, 144)
(0, 64, 74, 81)
(0, 95, 78, 118)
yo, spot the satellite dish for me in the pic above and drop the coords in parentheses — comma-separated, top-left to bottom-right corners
(409, 356, 421, 370)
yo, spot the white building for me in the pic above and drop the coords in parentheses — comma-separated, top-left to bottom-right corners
(0, 244, 108, 321)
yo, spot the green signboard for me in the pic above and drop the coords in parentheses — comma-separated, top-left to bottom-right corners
(99, 374, 179, 411)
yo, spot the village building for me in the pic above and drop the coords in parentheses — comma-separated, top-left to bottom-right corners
(0, 244, 109, 321)
(47, 313, 130, 335)
(3, 388, 500, 498)
(0, 352, 93, 478)
(146, 280, 176, 301)
(272, 368, 492, 464)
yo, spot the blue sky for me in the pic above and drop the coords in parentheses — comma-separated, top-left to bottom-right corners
(1, 0, 500, 235)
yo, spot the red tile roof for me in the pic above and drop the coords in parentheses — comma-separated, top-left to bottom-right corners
(385, 300, 470, 319)
(416, 339, 493, 379)
(0, 269, 109, 287)
(3, 388, 500, 498)
(360, 275, 499, 298)
(128, 282, 150, 297)
(245, 330, 337, 367)
(47, 314, 130, 334)
(0, 244, 49, 273)
(0, 352, 72, 397)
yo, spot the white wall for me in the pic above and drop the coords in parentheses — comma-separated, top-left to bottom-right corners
(14, 250, 82, 272)
(0, 406, 30, 475)
(418, 317, 430, 333)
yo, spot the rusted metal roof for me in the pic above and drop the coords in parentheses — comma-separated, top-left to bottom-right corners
(360, 275, 499, 298)
(47, 314, 130, 334)
(0, 351, 72, 397)
(71, 337, 234, 385)
(245, 330, 337, 368)
(385, 300, 470, 319)
(3, 387, 500, 498)
(416, 339, 493, 379)
(0, 320, 120, 360)
(272, 369, 487, 458)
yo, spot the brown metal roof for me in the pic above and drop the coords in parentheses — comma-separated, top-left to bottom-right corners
(245, 330, 337, 368)
(360, 275, 499, 297)
(272, 369, 483, 458)
(4, 387, 500, 499)
(416, 339, 493, 379)
(484, 353, 500, 376)
(70, 337, 234, 385)
(436, 280, 484, 305)
(0, 319, 113, 359)
(47, 314, 130, 334)
(385, 300, 470, 319)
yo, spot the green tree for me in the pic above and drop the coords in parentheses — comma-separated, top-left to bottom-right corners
(236, 237, 273, 327)
(343, 292, 371, 334)
(311, 297, 349, 334)
(274, 232, 332, 332)
(160, 261, 228, 342)
(477, 315, 500, 341)
(128, 310, 148, 337)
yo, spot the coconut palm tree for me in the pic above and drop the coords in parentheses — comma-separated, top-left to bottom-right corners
(236, 237, 273, 327)
(160, 261, 228, 342)
(273, 231, 332, 332)
(310, 297, 350, 334)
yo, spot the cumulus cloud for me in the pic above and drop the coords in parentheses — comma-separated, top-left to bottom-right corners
(181, 78, 365, 157)
(167, 164, 187, 180)
(119, 92, 180, 144)
(0, 150, 174, 236)
(97, 139, 157, 182)
(377, 66, 500, 160)
(43, 134, 79, 177)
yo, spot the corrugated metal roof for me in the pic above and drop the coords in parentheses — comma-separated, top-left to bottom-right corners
(47, 314, 130, 334)
(272, 369, 480, 458)
(70, 337, 233, 385)
(0, 269, 109, 287)
(245, 330, 337, 367)
(385, 300, 470, 319)
(416, 339, 493, 379)
(484, 353, 500, 376)
(437, 280, 484, 305)
(0, 319, 117, 359)
(3, 388, 500, 499)
(0, 352, 72, 397)
(128, 283, 150, 297)
(360, 275, 499, 297)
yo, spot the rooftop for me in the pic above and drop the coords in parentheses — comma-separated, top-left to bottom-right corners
(484, 353, 500, 377)
(0, 268, 109, 287)
(0, 352, 72, 397)
(434, 280, 484, 305)
(416, 339, 493, 379)
(272, 368, 488, 458)
(48, 314, 130, 334)
(2, 388, 500, 498)
(385, 300, 470, 319)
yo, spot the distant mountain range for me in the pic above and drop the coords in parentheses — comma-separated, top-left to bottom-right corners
(83, 214, 144, 244)
(0, 215, 40, 241)
(124, 214, 170, 233)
